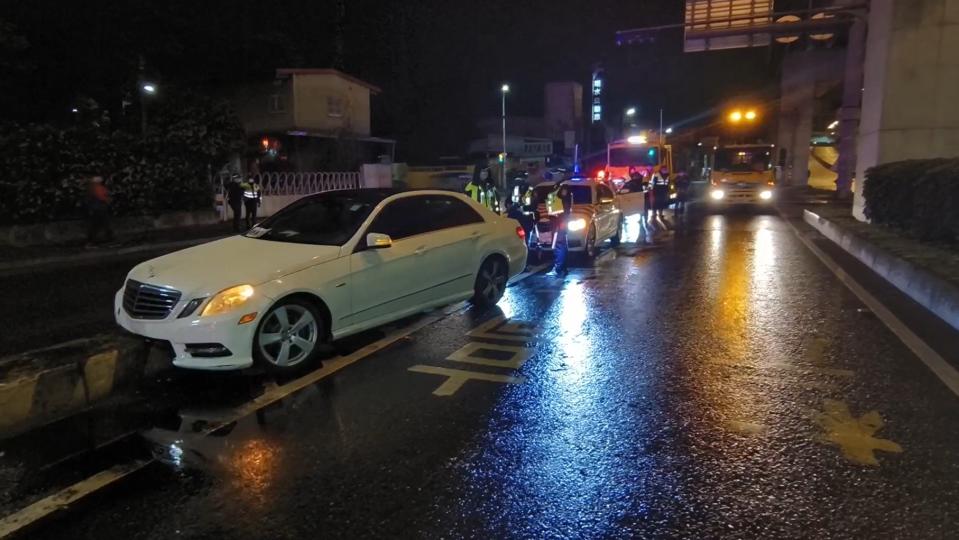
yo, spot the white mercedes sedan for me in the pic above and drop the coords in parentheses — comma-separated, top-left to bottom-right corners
(115, 189, 527, 373)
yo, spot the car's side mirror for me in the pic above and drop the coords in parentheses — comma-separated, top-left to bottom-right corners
(366, 233, 392, 249)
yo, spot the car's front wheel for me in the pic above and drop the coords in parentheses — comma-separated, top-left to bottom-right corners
(583, 226, 598, 259)
(471, 256, 508, 308)
(253, 299, 325, 374)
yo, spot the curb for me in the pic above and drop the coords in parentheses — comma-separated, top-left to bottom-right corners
(0, 235, 228, 274)
(803, 209, 959, 331)
(0, 335, 172, 439)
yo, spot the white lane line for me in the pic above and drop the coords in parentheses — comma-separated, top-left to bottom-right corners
(0, 261, 549, 538)
(781, 213, 959, 398)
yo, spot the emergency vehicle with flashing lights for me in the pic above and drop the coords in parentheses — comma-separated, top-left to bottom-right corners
(598, 133, 674, 191)
(527, 176, 623, 260)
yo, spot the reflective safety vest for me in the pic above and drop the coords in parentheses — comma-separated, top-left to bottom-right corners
(485, 187, 500, 213)
(651, 172, 670, 188)
(241, 181, 260, 199)
(546, 187, 567, 215)
(522, 187, 534, 207)
(464, 181, 482, 202)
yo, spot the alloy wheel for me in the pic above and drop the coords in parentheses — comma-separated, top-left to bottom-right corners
(257, 304, 319, 367)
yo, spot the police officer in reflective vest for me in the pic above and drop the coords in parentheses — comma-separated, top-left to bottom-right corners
(650, 166, 670, 218)
(546, 181, 572, 277)
(464, 169, 484, 204)
(241, 176, 261, 229)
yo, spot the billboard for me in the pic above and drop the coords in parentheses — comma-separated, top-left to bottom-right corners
(684, 0, 774, 52)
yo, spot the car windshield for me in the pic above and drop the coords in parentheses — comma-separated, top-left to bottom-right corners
(609, 146, 659, 167)
(533, 185, 593, 205)
(714, 147, 772, 172)
(245, 191, 380, 245)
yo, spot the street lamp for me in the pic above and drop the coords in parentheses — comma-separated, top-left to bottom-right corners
(625, 107, 636, 117)
(139, 82, 158, 135)
(500, 83, 509, 189)
(728, 110, 743, 123)
(744, 109, 757, 121)
(665, 127, 673, 134)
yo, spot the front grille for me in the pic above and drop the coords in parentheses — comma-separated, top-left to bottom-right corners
(123, 279, 182, 320)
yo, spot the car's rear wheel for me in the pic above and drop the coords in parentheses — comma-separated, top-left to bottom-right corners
(471, 256, 508, 308)
(254, 299, 325, 374)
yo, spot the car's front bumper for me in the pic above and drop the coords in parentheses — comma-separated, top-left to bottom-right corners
(114, 290, 269, 370)
(708, 187, 774, 205)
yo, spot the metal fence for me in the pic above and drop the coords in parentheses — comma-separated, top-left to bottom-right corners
(214, 171, 361, 196)
(214, 171, 362, 221)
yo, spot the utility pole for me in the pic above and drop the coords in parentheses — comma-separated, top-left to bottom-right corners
(501, 84, 509, 190)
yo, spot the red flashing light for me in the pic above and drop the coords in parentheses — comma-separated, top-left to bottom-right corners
(597, 170, 607, 179)
(515, 226, 526, 240)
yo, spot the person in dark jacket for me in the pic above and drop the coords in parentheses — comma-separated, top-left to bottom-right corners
(226, 174, 244, 232)
(85, 175, 114, 246)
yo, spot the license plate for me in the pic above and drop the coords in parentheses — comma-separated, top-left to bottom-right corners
(538, 232, 553, 244)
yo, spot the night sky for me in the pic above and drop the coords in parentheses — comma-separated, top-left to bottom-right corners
(1, 0, 782, 161)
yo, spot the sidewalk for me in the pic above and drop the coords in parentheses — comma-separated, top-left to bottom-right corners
(0, 222, 236, 274)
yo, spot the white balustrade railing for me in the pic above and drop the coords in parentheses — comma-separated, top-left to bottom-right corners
(213, 171, 362, 221)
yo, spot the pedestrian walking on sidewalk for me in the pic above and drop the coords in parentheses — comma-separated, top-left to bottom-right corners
(85, 174, 114, 246)
(227, 174, 244, 232)
(241, 176, 261, 229)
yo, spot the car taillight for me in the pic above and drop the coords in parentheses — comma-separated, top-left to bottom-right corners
(515, 226, 526, 240)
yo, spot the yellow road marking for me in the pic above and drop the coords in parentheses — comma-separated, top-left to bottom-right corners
(466, 316, 536, 342)
(446, 342, 530, 370)
(408, 365, 525, 396)
(814, 399, 903, 466)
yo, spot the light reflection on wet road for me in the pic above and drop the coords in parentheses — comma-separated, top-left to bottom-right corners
(29, 209, 959, 539)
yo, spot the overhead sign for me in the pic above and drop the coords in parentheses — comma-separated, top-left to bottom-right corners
(684, 0, 774, 52)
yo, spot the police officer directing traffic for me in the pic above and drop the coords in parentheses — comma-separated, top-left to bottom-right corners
(546, 180, 573, 277)
(650, 166, 671, 219)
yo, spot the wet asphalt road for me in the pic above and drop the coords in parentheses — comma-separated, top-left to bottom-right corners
(25, 209, 959, 539)
(0, 253, 167, 357)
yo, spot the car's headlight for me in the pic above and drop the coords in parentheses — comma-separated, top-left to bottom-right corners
(710, 189, 725, 200)
(759, 189, 773, 200)
(567, 218, 587, 232)
(201, 284, 255, 317)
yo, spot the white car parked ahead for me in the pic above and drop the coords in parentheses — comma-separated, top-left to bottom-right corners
(115, 189, 527, 373)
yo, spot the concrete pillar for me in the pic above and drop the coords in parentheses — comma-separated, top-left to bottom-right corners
(853, 0, 959, 220)
(777, 50, 843, 186)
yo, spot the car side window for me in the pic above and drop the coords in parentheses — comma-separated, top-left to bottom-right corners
(598, 184, 614, 201)
(367, 197, 428, 240)
(422, 196, 484, 231)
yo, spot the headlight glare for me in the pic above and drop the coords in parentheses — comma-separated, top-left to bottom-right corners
(201, 284, 255, 317)
(760, 190, 773, 200)
(568, 218, 587, 232)
(710, 189, 725, 200)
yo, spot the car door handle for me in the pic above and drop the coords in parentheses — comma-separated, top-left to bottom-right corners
(469, 230, 480, 238)
(414, 246, 429, 256)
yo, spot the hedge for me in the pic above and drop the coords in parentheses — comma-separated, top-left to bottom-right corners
(863, 158, 959, 242)
(0, 90, 242, 225)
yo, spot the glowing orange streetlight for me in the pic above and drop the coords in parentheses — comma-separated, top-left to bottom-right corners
(744, 109, 758, 121)
(728, 110, 743, 123)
